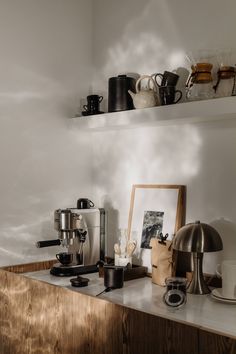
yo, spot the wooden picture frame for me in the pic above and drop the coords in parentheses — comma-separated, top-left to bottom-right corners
(127, 184, 186, 272)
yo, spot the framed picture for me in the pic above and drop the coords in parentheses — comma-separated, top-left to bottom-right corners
(127, 184, 186, 272)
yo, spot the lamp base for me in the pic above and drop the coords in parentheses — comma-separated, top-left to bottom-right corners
(187, 253, 210, 295)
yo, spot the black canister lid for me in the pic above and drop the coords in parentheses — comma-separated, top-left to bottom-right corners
(70, 276, 90, 287)
(109, 74, 133, 81)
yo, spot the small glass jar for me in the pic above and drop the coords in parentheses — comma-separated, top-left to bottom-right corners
(214, 50, 236, 97)
(163, 277, 188, 308)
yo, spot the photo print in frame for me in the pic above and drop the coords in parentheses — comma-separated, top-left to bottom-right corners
(127, 184, 186, 272)
(141, 211, 164, 249)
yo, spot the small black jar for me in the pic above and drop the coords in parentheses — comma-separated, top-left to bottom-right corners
(104, 266, 124, 289)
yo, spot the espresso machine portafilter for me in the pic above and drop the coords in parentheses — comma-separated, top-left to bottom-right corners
(36, 207, 106, 276)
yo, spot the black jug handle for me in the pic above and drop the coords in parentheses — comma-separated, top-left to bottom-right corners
(99, 96, 103, 103)
(83, 104, 88, 111)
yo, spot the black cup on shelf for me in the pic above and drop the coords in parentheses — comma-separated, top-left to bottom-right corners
(154, 71, 180, 87)
(82, 95, 103, 116)
(77, 198, 94, 209)
(159, 86, 182, 105)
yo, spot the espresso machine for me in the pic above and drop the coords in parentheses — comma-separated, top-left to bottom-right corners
(36, 206, 105, 276)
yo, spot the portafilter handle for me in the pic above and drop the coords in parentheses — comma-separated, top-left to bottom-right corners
(36, 239, 61, 248)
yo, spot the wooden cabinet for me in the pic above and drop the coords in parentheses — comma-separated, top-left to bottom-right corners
(199, 331, 236, 354)
(0, 263, 235, 354)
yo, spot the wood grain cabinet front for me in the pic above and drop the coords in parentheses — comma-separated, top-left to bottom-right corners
(0, 266, 235, 354)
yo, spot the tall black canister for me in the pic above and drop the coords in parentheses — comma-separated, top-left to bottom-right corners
(108, 74, 136, 112)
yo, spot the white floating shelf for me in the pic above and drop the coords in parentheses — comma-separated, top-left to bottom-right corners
(70, 96, 236, 131)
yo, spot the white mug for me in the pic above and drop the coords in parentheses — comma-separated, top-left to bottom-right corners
(216, 260, 236, 299)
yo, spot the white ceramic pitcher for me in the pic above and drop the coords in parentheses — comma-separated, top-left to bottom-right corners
(128, 75, 160, 109)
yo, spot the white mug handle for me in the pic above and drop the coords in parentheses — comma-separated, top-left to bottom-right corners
(216, 263, 222, 278)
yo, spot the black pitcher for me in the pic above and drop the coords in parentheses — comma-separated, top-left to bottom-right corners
(108, 75, 136, 112)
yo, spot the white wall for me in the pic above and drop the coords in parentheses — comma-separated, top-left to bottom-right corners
(92, 0, 236, 100)
(1, 0, 236, 273)
(0, 0, 94, 266)
(91, 0, 236, 273)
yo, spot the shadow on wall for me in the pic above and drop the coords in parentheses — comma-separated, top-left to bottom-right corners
(91, 0, 201, 236)
(102, 195, 119, 256)
(91, 0, 236, 269)
(204, 218, 236, 274)
(93, 0, 236, 92)
(92, 124, 201, 195)
(211, 218, 236, 261)
(91, 124, 202, 257)
(92, 0, 189, 102)
(0, 215, 61, 265)
(175, 67, 190, 101)
(0, 94, 94, 266)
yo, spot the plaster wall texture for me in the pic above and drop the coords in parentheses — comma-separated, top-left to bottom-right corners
(0, 0, 93, 265)
(1, 0, 236, 274)
(90, 0, 236, 273)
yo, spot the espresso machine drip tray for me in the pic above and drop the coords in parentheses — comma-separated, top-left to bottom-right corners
(50, 263, 98, 277)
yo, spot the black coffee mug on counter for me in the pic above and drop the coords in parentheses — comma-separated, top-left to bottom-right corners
(56, 252, 73, 265)
(77, 198, 94, 209)
(104, 266, 124, 289)
(159, 86, 182, 105)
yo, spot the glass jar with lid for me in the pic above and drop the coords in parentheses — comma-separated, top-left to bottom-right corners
(163, 277, 188, 308)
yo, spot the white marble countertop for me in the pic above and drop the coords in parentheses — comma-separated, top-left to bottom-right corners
(23, 270, 236, 339)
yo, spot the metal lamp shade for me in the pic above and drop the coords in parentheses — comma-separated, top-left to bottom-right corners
(173, 221, 223, 294)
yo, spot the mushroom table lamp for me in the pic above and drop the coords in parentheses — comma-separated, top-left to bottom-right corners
(173, 221, 223, 295)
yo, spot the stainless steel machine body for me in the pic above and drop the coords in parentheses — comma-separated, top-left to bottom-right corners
(37, 208, 105, 276)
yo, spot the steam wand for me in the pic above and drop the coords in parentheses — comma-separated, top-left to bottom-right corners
(77, 230, 87, 264)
